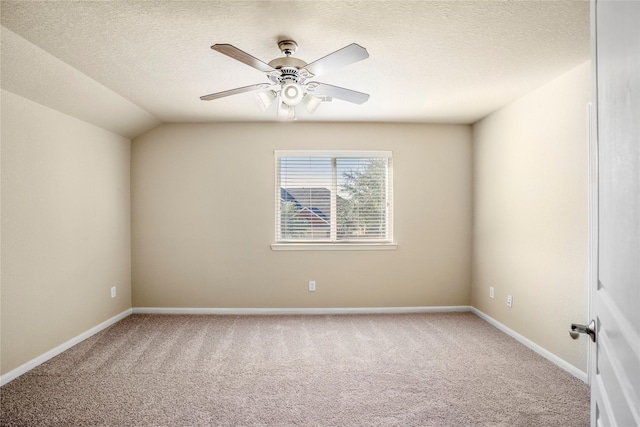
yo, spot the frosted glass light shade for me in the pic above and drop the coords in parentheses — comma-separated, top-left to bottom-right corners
(277, 101, 295, 120)
(303, 94, 322, 113)
(255, 90, 277, 111)
(281, 82, 304, 106)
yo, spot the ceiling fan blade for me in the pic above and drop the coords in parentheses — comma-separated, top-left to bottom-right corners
(200, 84, 274, 101)
(306, 82, 370, 104)
(212, 44, 276, 73)
(301, 43, 369, 77)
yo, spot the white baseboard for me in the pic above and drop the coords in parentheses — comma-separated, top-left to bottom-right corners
(470, 307, 588, 383)
(0, 309, 132, 386)
(132, 306, 473, 315)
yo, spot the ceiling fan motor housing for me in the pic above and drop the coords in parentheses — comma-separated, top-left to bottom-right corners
(268, 44, 309, 107)
(274, 67, 302, 84)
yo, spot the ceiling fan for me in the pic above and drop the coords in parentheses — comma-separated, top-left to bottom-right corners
(200, 40, 370, 119)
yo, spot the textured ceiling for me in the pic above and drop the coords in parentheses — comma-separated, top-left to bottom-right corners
(1, 1, 590, 132)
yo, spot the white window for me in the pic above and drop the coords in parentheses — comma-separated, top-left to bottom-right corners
(273, 150, 394, 249)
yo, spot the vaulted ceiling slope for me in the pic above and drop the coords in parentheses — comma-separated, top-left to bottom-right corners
(1, 1, 589, 137)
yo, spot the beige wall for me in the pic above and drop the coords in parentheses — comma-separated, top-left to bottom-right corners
(132, 123, 472, 309)
(1, 90, 132, 375)
(471, 61, 591, 372)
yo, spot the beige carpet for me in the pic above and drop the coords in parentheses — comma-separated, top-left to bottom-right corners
(0, 312, 589, 426)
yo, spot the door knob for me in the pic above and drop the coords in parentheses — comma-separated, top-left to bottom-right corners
(569, 320, 596, 342)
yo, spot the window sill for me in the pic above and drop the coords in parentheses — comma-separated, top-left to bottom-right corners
(270, 243, 398, 251)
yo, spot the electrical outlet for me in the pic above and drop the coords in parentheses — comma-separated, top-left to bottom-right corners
(506, 294, 513, 308)
(308, 280, 316, 292)
(111, 286, 117, 299)
(489, 287, 495, 299)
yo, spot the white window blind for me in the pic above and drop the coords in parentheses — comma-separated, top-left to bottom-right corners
(275, 150, 393, 243)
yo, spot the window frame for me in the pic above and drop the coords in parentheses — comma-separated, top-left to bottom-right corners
(272, 150, 397, 251)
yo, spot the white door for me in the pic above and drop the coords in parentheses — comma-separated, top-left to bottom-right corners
(589, 0, 640, 426)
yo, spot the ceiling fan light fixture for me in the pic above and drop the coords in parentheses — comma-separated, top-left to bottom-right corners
(281, 82, 304, 106)
(255, 90, 277, 111)
(303, 94, 322, 113)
